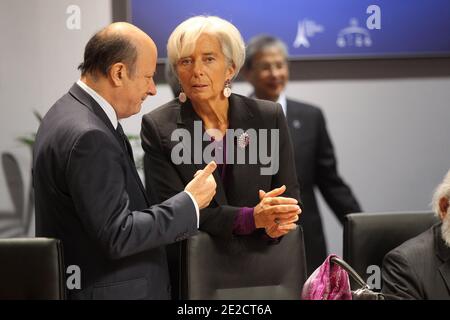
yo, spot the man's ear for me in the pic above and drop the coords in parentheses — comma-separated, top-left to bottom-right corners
(439, 197, 449, 220)
(109, 63, 127, 87)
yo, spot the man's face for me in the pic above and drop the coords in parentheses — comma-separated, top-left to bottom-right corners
(245, 47, 289, 102)
(118, 42, 157, 119)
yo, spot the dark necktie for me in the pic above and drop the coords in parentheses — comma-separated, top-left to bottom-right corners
(116, 123, 135, 162)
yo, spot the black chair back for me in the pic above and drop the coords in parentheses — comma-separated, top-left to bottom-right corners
(0, 238, 65, 299)
(181, 228, 307, 300)
(344, 211, 438, 288)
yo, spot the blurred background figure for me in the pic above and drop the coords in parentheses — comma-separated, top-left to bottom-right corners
(243, 35, 362, 275)
(382, 169, 450, 300)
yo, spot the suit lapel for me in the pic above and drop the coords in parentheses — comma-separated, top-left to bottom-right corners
(178, 101, 203, 172)
(435, 224, 450, 295)
(439, 263, 450, 296)
(177, 101, 228, 205)
(69, 83, 149, 204)
(69, 83, 119, 140)
(227, 95, 263, 193)
(286, 99, 302, 140)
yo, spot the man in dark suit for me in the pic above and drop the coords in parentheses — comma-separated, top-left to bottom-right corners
(33, 22, 217, 300)
(382, 170, 450, 299)
(243, 35, 362, 274)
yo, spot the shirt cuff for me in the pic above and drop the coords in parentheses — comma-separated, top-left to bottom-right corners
(184, 191, 199, 228)
(232, 207, 256, 235)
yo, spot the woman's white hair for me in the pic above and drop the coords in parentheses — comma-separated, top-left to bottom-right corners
(431, 169, 450, 216)
(167, 15, 245, 80)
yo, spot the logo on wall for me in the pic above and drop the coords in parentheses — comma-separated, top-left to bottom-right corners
(293, 19, 325, 48)
(336, 18, 372, 48)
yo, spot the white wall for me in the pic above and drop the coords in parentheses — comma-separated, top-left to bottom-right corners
(284, 78, 450, 255)
(0, 0, 112, 235)
(1, 0, 449, 256)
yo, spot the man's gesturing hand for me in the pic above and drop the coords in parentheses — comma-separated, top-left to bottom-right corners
(185, 161, 217, 209)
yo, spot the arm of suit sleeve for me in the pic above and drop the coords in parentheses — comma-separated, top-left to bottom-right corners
(315, 109, 362, 223)
(381, 250, 423, 299)
(141, 114, 240, 239)
(65, 129, 198, 260)
(272, 104, 301, 204)
(183, 190, 199, 228)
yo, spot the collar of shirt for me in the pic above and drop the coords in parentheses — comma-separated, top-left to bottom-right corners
(251, 92, 287, 116)
(276, 93, 287, 116)
(76, 79, 118, 129)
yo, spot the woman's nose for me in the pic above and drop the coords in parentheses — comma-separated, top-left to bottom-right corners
(193, 60, 204, 76)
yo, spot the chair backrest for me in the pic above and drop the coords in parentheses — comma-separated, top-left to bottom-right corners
(181, 228, 307, 300)
(0, 238, 65, 299)
(343, 211, 438, 286)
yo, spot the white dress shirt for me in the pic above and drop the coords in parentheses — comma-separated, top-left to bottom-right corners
(77, 79, 118, 129)
(251, 92, 287, 116)
(276, 92, 288, 116)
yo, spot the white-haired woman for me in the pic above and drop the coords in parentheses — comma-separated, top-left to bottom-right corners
(140, 16, 301, 297)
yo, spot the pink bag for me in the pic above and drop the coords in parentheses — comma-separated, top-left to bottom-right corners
(301, 254, 352, 300)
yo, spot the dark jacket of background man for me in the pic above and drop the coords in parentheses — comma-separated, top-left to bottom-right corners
(243, 35, 362, 274)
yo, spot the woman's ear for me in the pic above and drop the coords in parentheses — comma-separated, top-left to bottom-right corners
(226, 62, 237, 80)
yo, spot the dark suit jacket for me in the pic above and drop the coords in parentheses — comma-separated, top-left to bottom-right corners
(286, 99, 361, 274)
(141, 94, 300, 237)
(382, 223, 450, 300)
(33, 83, 198, 300)
(141, 94, 300, 299)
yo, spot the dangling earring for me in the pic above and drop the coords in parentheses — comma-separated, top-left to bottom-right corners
(223, 79, 232, 98)
(178, 86, 187, 103)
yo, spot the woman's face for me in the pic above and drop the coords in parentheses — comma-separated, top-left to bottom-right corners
(176, 33, 235, 105)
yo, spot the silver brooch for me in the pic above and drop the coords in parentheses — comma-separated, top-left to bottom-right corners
(237, 131, 250, 149)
